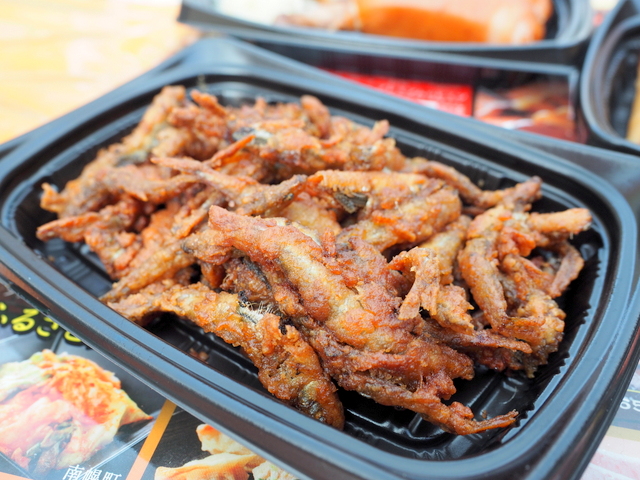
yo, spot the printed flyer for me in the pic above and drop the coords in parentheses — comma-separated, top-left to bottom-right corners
(2, 276, 640, 480)
(0, 279, 296, 480)
(327, 69, 580, 142)
(582, 363, 640, 479)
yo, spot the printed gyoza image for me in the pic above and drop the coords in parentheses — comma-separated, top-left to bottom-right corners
(0, 349, 155, 479)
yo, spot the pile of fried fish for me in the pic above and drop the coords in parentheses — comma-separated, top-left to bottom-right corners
(37, 86, 592, 435)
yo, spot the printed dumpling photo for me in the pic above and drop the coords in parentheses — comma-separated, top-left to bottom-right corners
(155, 424, 296, 480)
(0, 350, 152, 476)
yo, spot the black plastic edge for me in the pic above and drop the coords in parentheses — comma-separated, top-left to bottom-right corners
(580, 0, 640, 155)
(195, 26, 582, 76)
(178, 0, 594, 65)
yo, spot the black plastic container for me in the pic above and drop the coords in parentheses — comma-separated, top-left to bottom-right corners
(179, 0, 593, 65)
(199, 31, 586, 144)
(0, 38, 639, 480)
(216, 28, 581, 96)
(180, 1, 588, 145)
(0, 131, 30, 160)
(580, 0, 640, 156)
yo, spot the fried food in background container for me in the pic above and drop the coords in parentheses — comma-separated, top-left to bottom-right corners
(0, 350, 152, 476)
(353, 0, 552, 43)
(215, 0, 553, 44)
(36, 85, 592, 436)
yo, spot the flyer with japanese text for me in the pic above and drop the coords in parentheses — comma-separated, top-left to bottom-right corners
(0, 280, 296, 480)
(2, 277, 639, 480)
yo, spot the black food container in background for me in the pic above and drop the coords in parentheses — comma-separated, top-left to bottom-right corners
(0, 38, 639, 480)
(180, 2, 588, 144)
(581, 0, 640, 156)
(179, 0, 593, 65)
(202, 31, 585, 143)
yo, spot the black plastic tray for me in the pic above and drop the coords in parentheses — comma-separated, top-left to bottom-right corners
(0, 38, 639, 480)
(580, 0, 640, 156)
(179, 0, 593, 65)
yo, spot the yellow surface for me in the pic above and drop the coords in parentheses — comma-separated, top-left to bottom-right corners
(0, 0, 200, 144)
